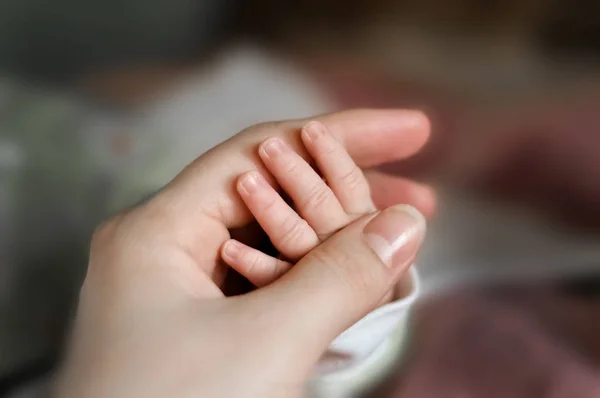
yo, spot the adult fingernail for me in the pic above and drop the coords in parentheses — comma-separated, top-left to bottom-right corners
(363, 205, 426, 273)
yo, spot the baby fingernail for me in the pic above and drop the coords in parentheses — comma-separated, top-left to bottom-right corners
(238, 171, 267, 195)
(260, 137, 288, 159)
(363, 205, 426, 273)
(222, 240, 242, 260)
(302, 121, 326, 143)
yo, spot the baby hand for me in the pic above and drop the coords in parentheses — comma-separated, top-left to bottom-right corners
(221, 120, 395, 290)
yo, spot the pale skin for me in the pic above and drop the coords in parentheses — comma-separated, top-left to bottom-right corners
(220, 120, 416, 310)
(55, 109, 434, 398)
(222, 120, 380, 287)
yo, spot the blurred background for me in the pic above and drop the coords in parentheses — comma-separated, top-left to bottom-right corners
(0, 1, 598, 397)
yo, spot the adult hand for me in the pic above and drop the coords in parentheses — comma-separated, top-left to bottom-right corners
(56, 109, 433, 398)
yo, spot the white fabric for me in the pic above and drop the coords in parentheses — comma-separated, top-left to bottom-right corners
(310, 267, 420, 397)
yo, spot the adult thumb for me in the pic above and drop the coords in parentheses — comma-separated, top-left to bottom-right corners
(256, 204, 426, 357)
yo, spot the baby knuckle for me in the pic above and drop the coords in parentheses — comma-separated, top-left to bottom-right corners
(243, 250, 262, 275)
(337, 166, 365, 192)
(279, 216, 310, 247)
(321, 139, 338, 155)
(269, 261, 284, 283)
(302, 184, 333, 210)
(260, 196, 279, 213)
(282, 158, 299, 174)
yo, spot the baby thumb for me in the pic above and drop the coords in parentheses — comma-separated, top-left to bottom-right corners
(257, 204, 426, 360)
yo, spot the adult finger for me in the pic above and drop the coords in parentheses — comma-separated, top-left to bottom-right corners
(365, 171, 437, 219)
(249, 204, 426, 364)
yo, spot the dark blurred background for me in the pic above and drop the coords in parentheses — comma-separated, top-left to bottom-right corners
(0, 1, 598, 397)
